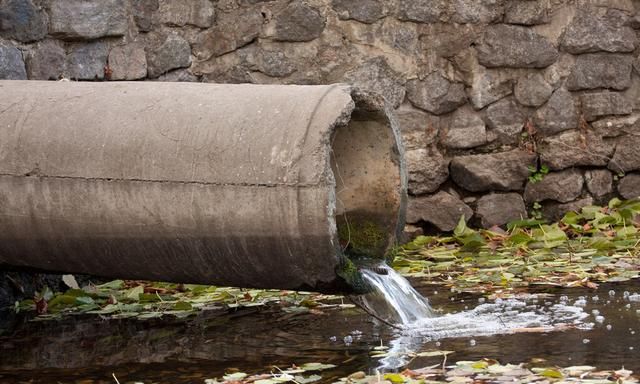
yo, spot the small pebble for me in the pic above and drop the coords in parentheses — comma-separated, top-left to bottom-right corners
(348, 372, 366, 380)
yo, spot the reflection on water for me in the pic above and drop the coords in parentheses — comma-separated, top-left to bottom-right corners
(0, 282, 639, 382)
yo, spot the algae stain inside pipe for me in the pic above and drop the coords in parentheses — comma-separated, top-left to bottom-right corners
(0, 81, 407, 293)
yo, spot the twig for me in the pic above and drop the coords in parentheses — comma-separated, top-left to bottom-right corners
(112, 373, 121, 384)
(347, 296, 403, 330)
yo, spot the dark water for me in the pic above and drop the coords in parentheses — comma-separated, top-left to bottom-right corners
(0, 281, 639, 383)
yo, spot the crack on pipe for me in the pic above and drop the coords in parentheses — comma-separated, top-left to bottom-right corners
(0, 173, 327, 189)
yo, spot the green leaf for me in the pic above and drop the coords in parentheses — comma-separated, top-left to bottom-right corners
(96, 280, 125, 290)
(540, 369, 563, 379)
(299, 363, 336, 372)
(223, 372, 247, 381)
(454, 215, 473, 237)
(125, 285, 144, 301)
(383, 373, 405, 383)
(173, 301, 193, 311)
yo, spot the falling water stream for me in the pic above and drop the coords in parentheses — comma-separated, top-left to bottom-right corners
(359, 263, 592, 369)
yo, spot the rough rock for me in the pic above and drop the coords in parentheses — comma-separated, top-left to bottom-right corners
(66, 41, 108, 80)
(560, 6, 636, 54)
(132, 0, 159, 32)
(486, 97, 525, 143)
(450, 149, 537, 192)
(396, 0, 446, 23)
(504, 0, 549, 25)
(466, 67, 514, 109)
(395, 106, 440, 149)
(585, 169, 613, 197)
(194, 8, 263, 60)
(0, 43, 26, 79)
(108, 43, 147, 80)
(343, 57, 406, 108)
(245, 48, 296, 78)
(332, 0, 386, 23)
(566, 53, 633, 91)
(450, 0, 505, 24)
(0, 0, 48, 42)
(24, 40, 66, 80)
(49, 0, 127, 40)
(273, 2, 325, 42)
(477, 25, 558, 68)
(592, 113, 640, 138)
(155, 69, 199, 82)
(475, 193, 527, 228)
(524, 169, 584, 203)
(157, 0, 215, 28)
(541, 197, 594, 222)
(419, 23, 482, 58)
(608, 135, 640, 173)
(406, 191, 473, 232)
(618, 173, 640, 199)
(539, 130, 615, 170)
(533, 88, 578, 136)
(514, 73, 553, 107)
(580, 92, 633, 122)
(441, 107, 487, 149)
(146, 33, 192, 78)
(405, 147, 449, 195)
(406, 73, 467, 115)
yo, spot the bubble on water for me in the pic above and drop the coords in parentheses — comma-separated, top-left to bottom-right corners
(469, 339, 476, 346)
(626, 304, 631, 309)
(478, 298, 485, 304)
(351, 330, 363, 336)
(545, 301, 552, 306)
(435, 341, 441, 347)
(631, 331, 636, 335)
(592, 309, 600, 316)
(592, 296, 599, 302)
(631, 347, 635, 351)
(595, 316, 605, 323)
(560, 295, 569, 302)
(583, 339, 590, 344)
(606, 324, 613, 331)
(433, 291, 438, 295)
(343, 335, 353, 345)
(329, 336, 337, 342)
(609, 290, 616, 297)
(623, 291, 630, 299)
(574, 299, 587, 307)
(629, 293, 640, 302)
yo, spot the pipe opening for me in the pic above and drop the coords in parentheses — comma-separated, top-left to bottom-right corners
(330, 103, 404, 267)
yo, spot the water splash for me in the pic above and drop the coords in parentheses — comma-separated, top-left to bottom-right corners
(357, 263, 592, 370)
(358, 264, 435, 324)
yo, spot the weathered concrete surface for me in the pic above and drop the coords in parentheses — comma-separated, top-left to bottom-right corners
(0, 81, 407, 292)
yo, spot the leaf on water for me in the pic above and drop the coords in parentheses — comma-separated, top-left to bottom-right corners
(125, 285, 144, 301)
(62, 274, 79, 289)
(539, 368, 563, 379)
(416, 350, 455, 357)
(96, 280, 125, 290)
(383, 373, 405, 383)
(173, 301, 193, 311)
(293, 375, 322, 384)
(223, 372, 247, 381)
(299, 363, 337, 372)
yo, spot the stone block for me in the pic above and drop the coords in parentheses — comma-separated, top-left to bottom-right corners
(477, 25, 558, 68)
(580, 92, 633, 122)
(533, 88, 578, 136)
(405, 147, 449, 195)
(343, 57, 406, 108)
(49, 0, 127, 40)
(560, 6, 636, 54)
(515, 73, 553, 107)
(24, 40, 65, 80)
(273, 1, 325, 42)
(450, 149, 537, 192)
(146, 33, 192, 78)
(539, 130, 615, 170)
(108, 43, 147, 80)
(406, 72, 467, 115)
(475, 193, 527, 228)
(0, 0, 48, 42)
(406, 191, 473, 232)
(566, 53, 633, 91)
(524, 169, 584, 203)
(0, 43, 26, 79)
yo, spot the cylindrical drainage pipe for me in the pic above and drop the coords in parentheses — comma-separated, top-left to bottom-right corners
(0, 81, 406, 293)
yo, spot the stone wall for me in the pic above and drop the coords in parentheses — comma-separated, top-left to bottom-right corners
(1, 0, 640, 235)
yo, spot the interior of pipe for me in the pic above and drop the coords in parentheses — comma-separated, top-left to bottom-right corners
(330, 107, 404, 262)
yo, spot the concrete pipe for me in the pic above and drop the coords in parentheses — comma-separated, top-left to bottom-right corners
(0, 81, 406, 293)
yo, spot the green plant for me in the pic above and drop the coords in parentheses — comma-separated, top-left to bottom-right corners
(530, 201, 543, 220)
(527, 164, 549, 184)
